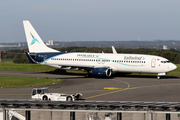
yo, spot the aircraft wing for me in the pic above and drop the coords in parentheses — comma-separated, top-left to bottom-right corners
(44, 63, 95, 71)
(43, 63, 111, 71)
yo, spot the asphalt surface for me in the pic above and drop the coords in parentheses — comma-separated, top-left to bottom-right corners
(0, 70, 180, 102)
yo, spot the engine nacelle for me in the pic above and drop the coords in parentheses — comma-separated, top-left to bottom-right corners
(92, 67, 112, 77)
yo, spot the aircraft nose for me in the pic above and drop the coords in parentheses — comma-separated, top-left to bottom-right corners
(170, 63, 177, 71)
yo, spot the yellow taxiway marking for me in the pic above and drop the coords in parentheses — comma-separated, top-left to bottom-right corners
(104, 87, 122, 90)
(85, 83, 180, 100)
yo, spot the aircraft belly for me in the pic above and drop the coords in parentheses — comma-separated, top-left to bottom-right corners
(117, 64, 148, 73)
(47, 64, 59, 68)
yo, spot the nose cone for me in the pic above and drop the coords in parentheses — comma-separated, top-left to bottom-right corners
(171, 63, 177, 71)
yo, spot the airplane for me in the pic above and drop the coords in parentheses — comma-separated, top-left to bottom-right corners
(23, 20, 177, 79)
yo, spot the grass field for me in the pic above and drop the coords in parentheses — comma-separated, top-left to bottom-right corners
(0, 76, 64, 88)
(0, 63, 85, 73)
(0, 63, 65, 88)
(0, 63, 56, 72)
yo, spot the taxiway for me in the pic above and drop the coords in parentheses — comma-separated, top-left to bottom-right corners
(0, 70, 180, 102)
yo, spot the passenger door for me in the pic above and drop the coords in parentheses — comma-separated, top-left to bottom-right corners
(151, 58, 156, 68)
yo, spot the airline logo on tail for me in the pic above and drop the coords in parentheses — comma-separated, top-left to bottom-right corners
(30, 33, 40, 45)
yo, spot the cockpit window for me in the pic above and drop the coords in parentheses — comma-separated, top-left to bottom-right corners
(161, 61, 170, 63)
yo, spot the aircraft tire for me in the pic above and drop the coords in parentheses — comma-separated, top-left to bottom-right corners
(67, 96, 72, 101)
(43, 96, 48, 100)
(85, 73, 92, 78)
(85, 74, 89, 78)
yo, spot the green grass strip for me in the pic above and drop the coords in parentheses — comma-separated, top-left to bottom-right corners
(0, 63, 56, 72)
(0, 76, 64, 88)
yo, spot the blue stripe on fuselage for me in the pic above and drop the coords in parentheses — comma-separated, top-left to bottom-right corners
(29, 52, 68, 63)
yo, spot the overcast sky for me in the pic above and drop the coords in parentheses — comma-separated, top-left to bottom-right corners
(0, 0, 180, 43)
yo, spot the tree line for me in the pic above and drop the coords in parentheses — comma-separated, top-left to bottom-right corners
(1, 47, 180, 64)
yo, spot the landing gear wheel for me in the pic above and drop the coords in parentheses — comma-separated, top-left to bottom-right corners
(43, 96, 48, 100)
(85, 73, 89, 78)
(85, 73, 92, 78)
(157, 76, 161, 80)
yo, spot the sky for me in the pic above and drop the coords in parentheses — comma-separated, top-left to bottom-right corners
(0, 0, 180, 43)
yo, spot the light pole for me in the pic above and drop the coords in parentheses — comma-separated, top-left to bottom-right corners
(0, 50, 1, 62)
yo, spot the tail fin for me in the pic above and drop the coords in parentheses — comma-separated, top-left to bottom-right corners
(23, 20, 59, 53)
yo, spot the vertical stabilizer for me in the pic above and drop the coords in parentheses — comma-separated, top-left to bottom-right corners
(23, 20, 59, 53)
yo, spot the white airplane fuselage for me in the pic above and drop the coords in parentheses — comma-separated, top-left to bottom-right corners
(34, 52, 176, 74)
(23, 20, 177, 79)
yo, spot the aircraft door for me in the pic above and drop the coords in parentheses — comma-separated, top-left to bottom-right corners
(96, 59, 105, 64)
(151, 58, 156, 68)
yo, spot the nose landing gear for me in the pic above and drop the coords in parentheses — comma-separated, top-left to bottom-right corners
(157, 73, 166, 80)
(157, 76, 161, 80)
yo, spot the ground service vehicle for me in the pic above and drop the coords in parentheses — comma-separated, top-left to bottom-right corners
(31, 87, 83, 101)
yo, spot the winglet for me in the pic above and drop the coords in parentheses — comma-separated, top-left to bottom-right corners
(112, 46, 117, 54)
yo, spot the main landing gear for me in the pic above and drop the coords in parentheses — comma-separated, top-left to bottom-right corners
(85, 73, 89, 78)
(85, 71, 92, 78)
(85, 73, 92, 78)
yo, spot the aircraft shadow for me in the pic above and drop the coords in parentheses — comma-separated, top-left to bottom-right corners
(42, 71, 179, 80)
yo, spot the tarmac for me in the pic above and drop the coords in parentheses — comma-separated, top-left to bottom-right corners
(0, 70, 180, 102)
(1, 70, 180, 120)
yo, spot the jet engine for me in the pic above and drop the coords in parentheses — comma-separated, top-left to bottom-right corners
(92, 67, 112, 77)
